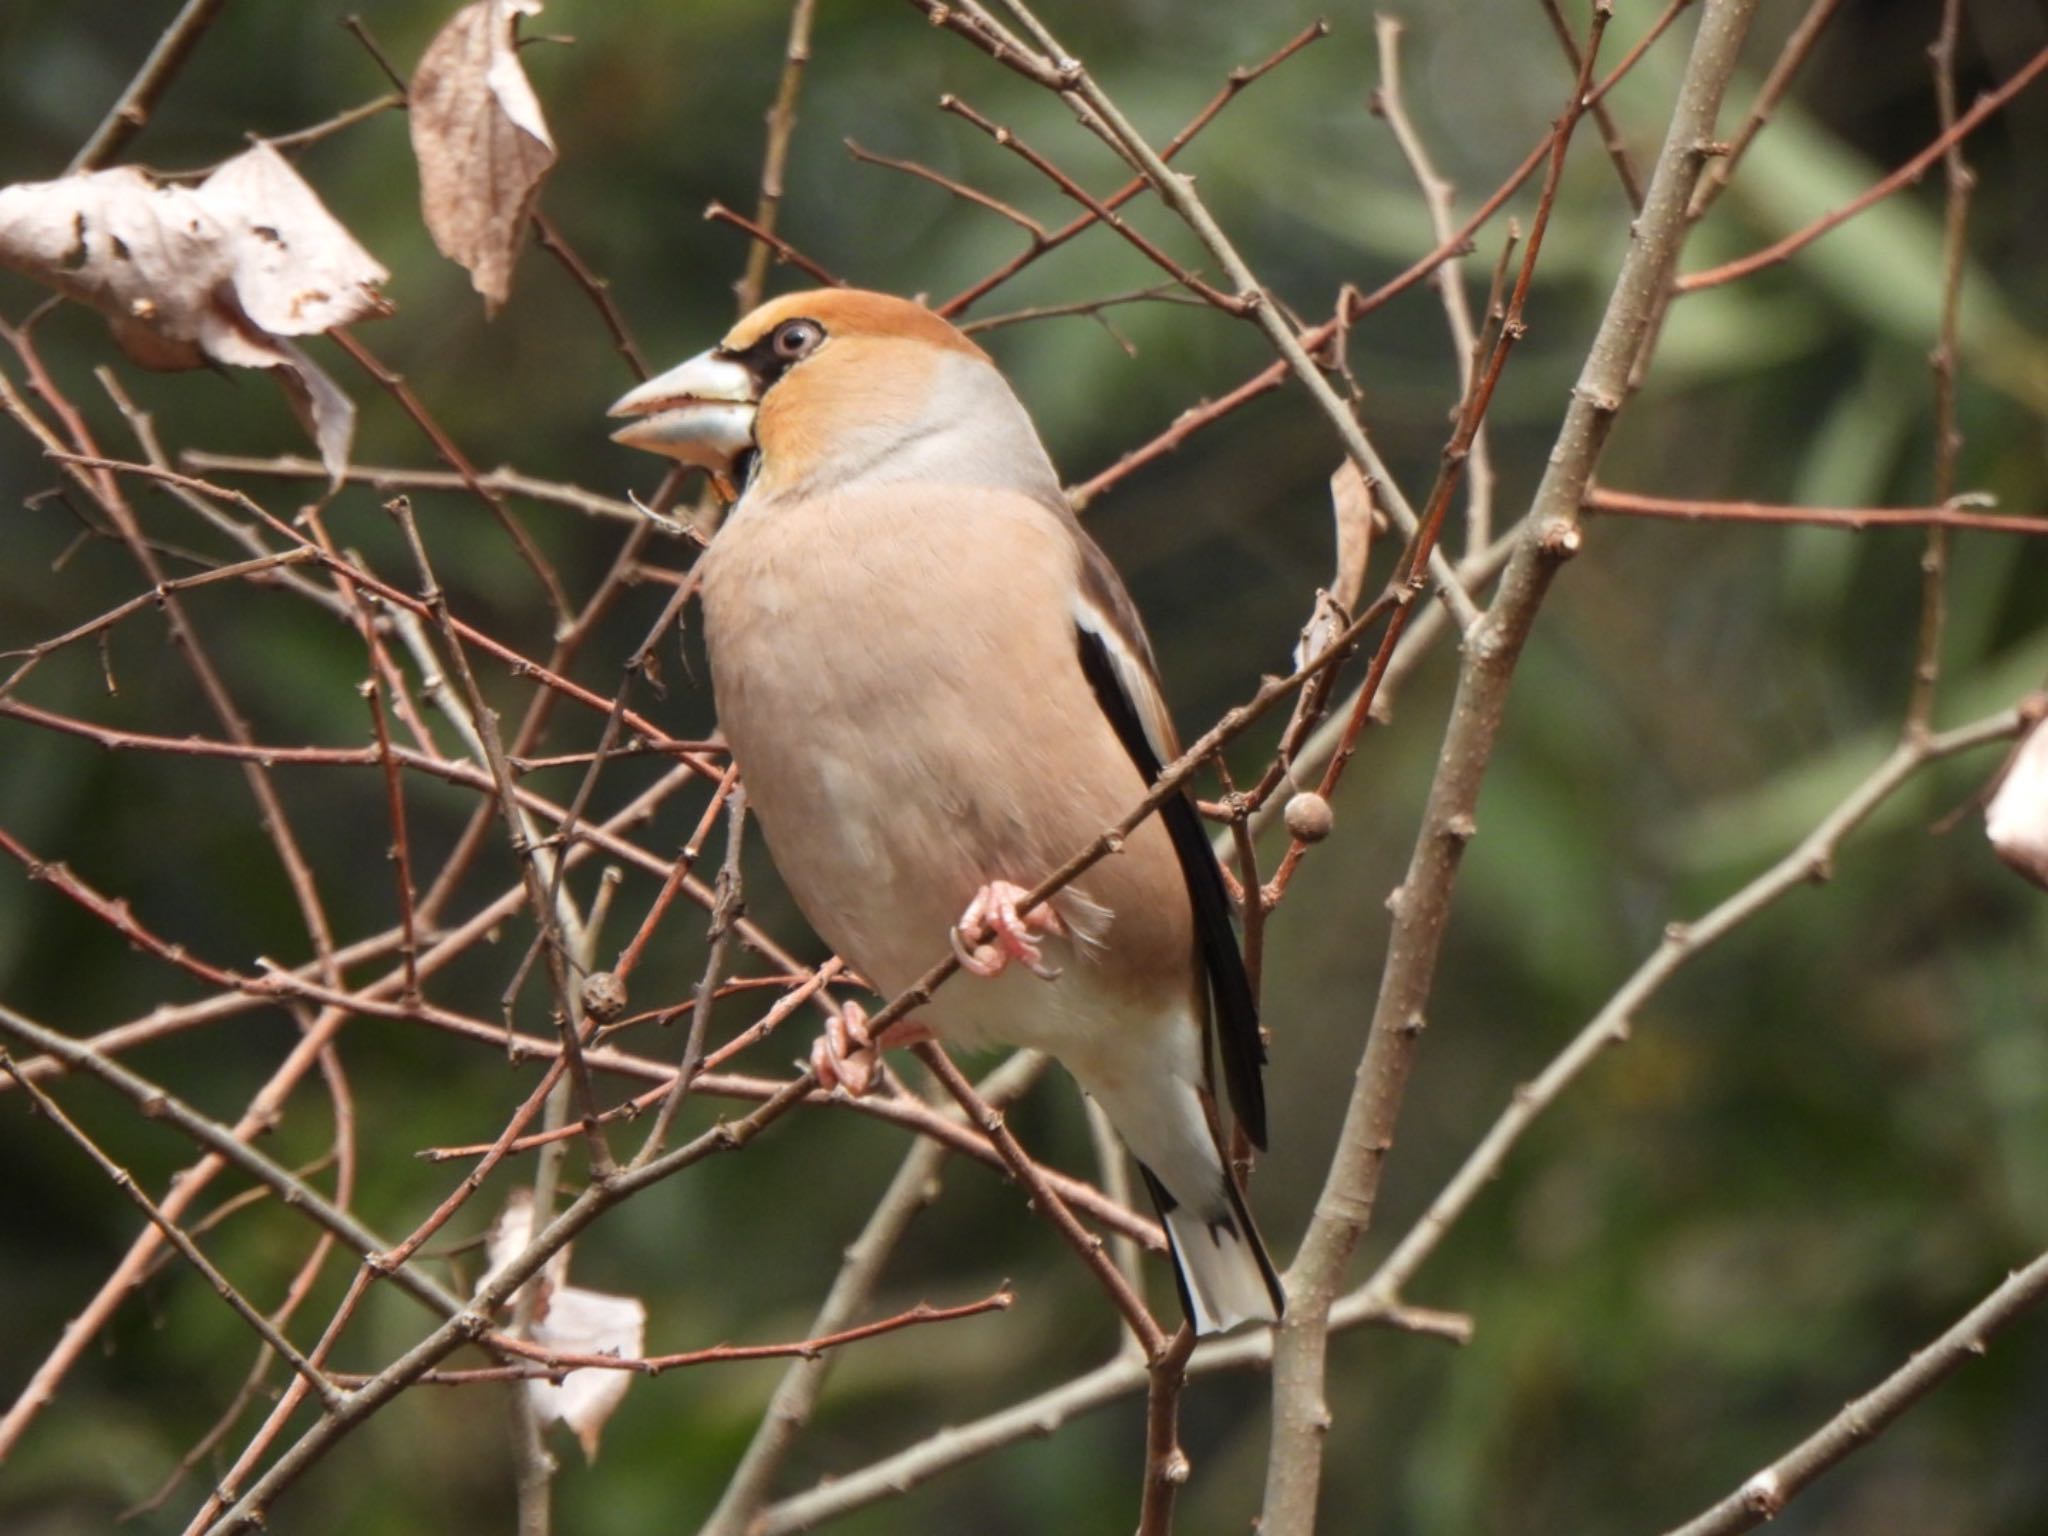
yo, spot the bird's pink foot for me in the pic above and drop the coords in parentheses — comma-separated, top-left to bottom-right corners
(951, 880, 1067, 981)
(810, 1001, 932, 1097)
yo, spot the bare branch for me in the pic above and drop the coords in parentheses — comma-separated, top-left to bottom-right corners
(1658, 1246, 2048, 1536)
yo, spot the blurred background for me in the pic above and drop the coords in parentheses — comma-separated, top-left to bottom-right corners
(2, 1, 2045, 1532)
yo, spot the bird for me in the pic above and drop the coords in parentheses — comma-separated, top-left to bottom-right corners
(608, 288, 1282, 1335)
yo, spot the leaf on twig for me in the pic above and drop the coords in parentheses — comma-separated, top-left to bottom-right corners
(1294, 460, 1378, 669)
(0, 144, 391, 479)
(482, 1187, 647, 1461)
(410, 0, 556, 316)
(1986, 711, 2048, 889)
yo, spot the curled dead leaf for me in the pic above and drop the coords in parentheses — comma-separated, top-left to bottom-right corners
(1326, 459, 1375, 617)
(1986, 711, 2048, 890)
(410, 0, 556, 316)
(1294, 460, 1378, 670)
(0, 145, 389, 479)
(482, 1187, 647, 1461)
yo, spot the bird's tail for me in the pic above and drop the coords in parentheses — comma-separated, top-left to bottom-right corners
(1136, 1161, 1283, 1335)
(1089, 1064, 1282, 1335)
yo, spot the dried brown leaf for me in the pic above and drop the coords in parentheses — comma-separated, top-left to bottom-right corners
(1987, 714, 2048, 890)
(1294, 461, 1378, 669)
(1327, 460, 1375, 617)
(410, 0, 556, 316)
(0, 168, 229, 372)
(201, 143, 394, 337)
(0, 148, 387, 478)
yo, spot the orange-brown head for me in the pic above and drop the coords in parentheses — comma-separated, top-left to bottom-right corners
(609, 288, 1056, 502)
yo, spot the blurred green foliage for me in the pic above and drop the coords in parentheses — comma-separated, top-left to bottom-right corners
(1, 2, 2045, 1534)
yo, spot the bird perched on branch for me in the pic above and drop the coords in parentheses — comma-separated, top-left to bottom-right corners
(609, 289, 1281, 1334)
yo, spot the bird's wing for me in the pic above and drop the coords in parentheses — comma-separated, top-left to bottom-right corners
(1063, 515, 1268, 1150)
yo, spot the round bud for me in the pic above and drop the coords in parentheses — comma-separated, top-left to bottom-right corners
(1284, 791, 1334, 843)
(581, 970, 628, 1024)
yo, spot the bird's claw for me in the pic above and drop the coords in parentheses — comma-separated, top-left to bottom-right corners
(952, 880, 1064, 981)
(810, 1003, 933, 1098)
(811, 1000, 878, 1097)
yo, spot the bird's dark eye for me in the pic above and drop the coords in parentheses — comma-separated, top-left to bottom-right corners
(772, 319, 823, 361)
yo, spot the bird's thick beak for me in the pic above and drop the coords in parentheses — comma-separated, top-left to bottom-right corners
(607, 350, 757, 471)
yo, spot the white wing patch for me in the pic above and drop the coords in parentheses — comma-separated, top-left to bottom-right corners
(1073, 594, 1178, 771)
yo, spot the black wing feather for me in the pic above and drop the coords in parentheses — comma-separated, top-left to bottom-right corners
(1074, 625, 1268, 1149)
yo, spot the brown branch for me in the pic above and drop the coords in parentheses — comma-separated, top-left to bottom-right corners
(329, 331, 573, 622)
(741, 0, 821, 313)
(902, 0, 1068, 88)
(914, 1041, 1166, 1357)
(1584, 486, 2047, 536)
(68, 0, 231, 171)
(937, 95, 1246, 314)
(1261, 3, 1760, 1530)
(847, 138, 1049, 239)
(1, 548, 320, 698)
(958, 18, 1481, 628)
(958, 283, 1204, 337)
(751, 1287, 1468, 1534)
(703, 202, 845, 289)
(1539, 0, 1645, 208)
(1676, 39, 2048, 292)
(1061, 0, 1692, 512)
(41, 453, 721, 768)
(697, 1104, 957, 1534)
(330, 1291, 1012, 1386)
(1370, 17, 1496, 550)
(204, 1076, 818, 1534)
(385, 495, 612, 1175)
(1135, 1326, 1198, 1536)
(937, 20, 1329, 317)
(1346, 0, 1695, 321)
(1685, 0, 1844, 219)
(0, 1055, 348, 1414)
(631, 788, 747, 1165)
(1658, 1245, 2048, 1536)
(534, 212, 650, 380)
(178, 451, 651, 528)
(1272, 1, 1611, 893)
(1909, 0, 1972, 737)
(1361, 706, 2024, 1310)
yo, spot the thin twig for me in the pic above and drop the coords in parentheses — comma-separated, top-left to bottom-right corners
(68, 0, 231, 171)
(1261, 5, 1759, 1530)
(1908, 0, 1972, 737)
(1371, 17, 1496, 550)
(384, 495, 611, 1175)
(1539, 0, 1645, 207)
(938, 95, 1245, 313)
(330, 331, 574, 623)
(1362, 707, 2024, 1307)
(1676, 40, 2048, 292)
(936, 20, 1330, 317)
(1135, 1326, 1197, 1536)
(750, 1286, 1467, 1535)
(1657, 1245, 2048, 1536)
(703, 202, 845, 288)
(0, 1055, 349, 1414)
(706, 1054, 1048, 1536)
(1686, 0, 1847, 219)
(740, 0, 821, 313)
(914, 1041, 1166, 1356)
(1584, 486, 2044, 536)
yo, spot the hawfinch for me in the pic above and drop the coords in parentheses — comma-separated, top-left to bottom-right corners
(609, 289, 1282, 1334)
